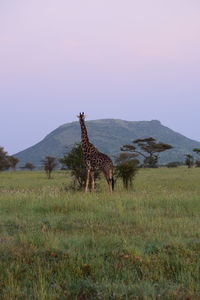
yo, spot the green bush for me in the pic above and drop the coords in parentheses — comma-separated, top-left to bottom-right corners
(167, 162, 180, 168)
(60, 143, 100, 190)
(115, 160, 139, 190)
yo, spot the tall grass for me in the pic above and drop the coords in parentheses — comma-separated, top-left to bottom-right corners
(0, 168, 200, 299)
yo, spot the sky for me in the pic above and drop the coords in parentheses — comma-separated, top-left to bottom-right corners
(1, 0, 200, 154)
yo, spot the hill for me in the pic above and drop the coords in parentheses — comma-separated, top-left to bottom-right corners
(15, 119, 200, 167)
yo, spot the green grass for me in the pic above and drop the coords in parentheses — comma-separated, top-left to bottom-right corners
(0, 168, 200, 299)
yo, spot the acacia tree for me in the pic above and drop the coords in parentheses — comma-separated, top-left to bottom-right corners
(0, 147, 10, 171)
(41, 156, 57, 179)
(21, 162, 35, 171)
(185, 154, 194, 168)
(121, 137, 173, 168)
(8, 156, 19, 171)
(193, 148, 200, 155)
(193, 148, 200, 167)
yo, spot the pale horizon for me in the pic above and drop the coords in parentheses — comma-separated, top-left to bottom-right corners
(1, 0, 200, 154)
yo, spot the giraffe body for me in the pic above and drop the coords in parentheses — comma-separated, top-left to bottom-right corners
(78, 112, 114, 192)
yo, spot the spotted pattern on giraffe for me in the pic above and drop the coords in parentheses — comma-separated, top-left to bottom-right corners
(77, 112, 114, 192)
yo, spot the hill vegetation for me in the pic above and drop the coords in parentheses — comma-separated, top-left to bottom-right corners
(15, 119, 200, 167)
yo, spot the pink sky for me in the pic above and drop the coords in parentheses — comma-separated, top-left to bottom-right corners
(1, 0, 200, 153)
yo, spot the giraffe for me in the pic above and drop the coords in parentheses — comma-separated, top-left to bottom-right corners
(77, 112, 114, 193)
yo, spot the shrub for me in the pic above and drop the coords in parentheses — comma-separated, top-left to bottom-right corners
(115, 153, 139, 190)
(167, 162, 179, 168)
(41, 156, 57, 179)
(60, 143, 100, 190)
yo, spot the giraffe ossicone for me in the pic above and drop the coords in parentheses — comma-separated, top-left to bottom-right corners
(77, 112, 114, 193)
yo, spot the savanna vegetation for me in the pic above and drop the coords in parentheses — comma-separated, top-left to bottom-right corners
(121, 137, 173, 168)
(0, 168, 200, 299)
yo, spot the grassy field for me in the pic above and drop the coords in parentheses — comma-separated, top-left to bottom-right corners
(0, 168, 200, 299)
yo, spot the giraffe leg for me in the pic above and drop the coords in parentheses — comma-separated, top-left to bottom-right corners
(108, 169, 113, 193)
(90, 171, 95, 192)
(85, 169, 90, 193)
(103, 169, 113, 193)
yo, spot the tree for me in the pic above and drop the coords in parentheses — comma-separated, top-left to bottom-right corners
(41, 156, 57, 179)
(115, 152, 139, 190)
(193, 149, 200, 167)
(193, 148, 200, 156)
(185, 154, 194, 168)
(121, 137, 173, 168)
(60, 143, 100, 190)
(196, 161, 200, 167)
(167, 161, 180, 168)
(21, 162, 35, 171)
(8, 156, 19, 171)
(115, 152, 139, 165)
(0, 147, 10, 171)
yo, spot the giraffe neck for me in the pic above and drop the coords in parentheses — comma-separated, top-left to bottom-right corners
(79, 118, 89, 147)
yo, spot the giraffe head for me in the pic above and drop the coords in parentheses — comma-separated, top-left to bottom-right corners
(77, 112, 86, 121)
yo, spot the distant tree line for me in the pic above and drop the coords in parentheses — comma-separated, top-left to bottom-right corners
(0, 146, 59, 178)
(1, 141, 200, 190)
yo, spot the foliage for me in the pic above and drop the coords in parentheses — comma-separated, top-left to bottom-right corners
(60, 143, 100, 190)
(143, 155, 158, 168)
(21, 162, 35, 171)
(193, 148, 200, 155)
(41, 156, 57, 179)
(0, 146, 10, 171)
(115, 152, 139, 189)
(115, 152, 139, 165)
(185, 154, 194, 168)
(121, 137, 173, 168)
(60, 144, 86, 189)
(7, 156, 19, 171)
(193, 149, 200, 167)
(167, 161, 180, 168)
